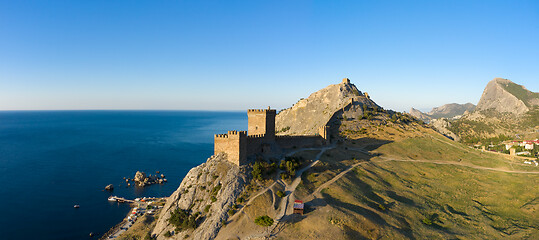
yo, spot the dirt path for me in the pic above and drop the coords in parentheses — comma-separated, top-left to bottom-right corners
(231, 145, 334, 223)
(310, 151, 539, 199)
(312, 161, 364, 198)
(237, 145, 335, 240)
(274, 145, 334, 221)
(376, 157, 539, 174)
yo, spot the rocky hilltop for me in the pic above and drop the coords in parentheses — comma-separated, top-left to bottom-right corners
(475, 78, 538, 115)
(409, 108, 432, 122)
(276, 78, 380, 135)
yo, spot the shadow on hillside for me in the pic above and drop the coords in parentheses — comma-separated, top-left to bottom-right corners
(344, 137, 393, 152)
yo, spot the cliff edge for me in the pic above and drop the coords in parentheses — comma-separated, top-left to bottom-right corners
(151, 154, 246, 240)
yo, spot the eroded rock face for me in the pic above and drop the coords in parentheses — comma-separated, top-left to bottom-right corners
(409, 108, 432, 122)
(430, 118, 460, 141)
(276, 79, 380, 135)
(476, 78, 536, 115)
(152, 154, 246, 240)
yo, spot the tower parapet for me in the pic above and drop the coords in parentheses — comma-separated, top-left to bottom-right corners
(214, 130, 247, 166)
(247, 107, 276, 138)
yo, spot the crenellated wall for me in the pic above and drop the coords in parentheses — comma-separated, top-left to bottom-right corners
(247, 108, 276, 138)
(214, 131, 247, 166)
(215, 108, 329, 166)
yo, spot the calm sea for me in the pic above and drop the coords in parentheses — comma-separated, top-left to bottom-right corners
(0, 111, 246, 240)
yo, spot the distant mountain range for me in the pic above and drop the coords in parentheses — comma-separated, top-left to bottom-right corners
(417, 78, 539, 142)
(409, 103, 475, 122)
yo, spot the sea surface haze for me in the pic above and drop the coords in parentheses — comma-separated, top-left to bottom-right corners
(0, 110, 246, 240)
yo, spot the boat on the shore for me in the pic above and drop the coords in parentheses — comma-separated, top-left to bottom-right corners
(108, 196, 118, 202)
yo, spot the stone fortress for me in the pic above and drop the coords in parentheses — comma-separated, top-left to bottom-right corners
(214, 108, 329, 166)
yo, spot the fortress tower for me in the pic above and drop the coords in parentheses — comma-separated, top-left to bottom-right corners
(247, 107, 276, 139)
(214, 131, 247, 165)
(215, 107, 328, 166)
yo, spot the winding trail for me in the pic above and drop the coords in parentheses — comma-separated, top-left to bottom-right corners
(237, 144, 539, 239)
(375, 157, 539, 174)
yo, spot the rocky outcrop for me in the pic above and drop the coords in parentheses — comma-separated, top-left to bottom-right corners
(133, 171, 167, 187)
(276, 78, 380, 135)
(152, 154, 246, 240)
(409, 108, 432, 122)
(105, 184, 114, 191)
(430, 118, 460, 141)
(476, 78, 538, 115)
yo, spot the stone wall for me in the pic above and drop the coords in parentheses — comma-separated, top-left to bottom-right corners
(275, 135, 326, 150)
(214, 131, 246, 165)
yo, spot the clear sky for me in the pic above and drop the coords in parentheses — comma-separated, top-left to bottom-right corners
(1, 0, 538, 112)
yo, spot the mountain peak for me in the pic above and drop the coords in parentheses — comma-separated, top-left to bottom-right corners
(476, 78, 538, 115)
(275, 78, 379, 135)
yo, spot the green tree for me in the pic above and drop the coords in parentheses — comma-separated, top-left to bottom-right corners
(254, 215, 274, 227)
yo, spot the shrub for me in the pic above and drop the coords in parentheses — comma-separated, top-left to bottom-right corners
(228, 209, 235, 215)
(211, 196, 217, 202)
(422, 218, 432, 225)
(276, 190, 285, 198)
(168, 208, 199, 230)
(164, 231, 172, 238)
(204, 205, 211, 213)
(237, 197, 244, 204)
(211, 184, 222, 195)
(254, 215, 274, 227)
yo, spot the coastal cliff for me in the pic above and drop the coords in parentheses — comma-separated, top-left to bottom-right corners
(151, 154, 246, 240)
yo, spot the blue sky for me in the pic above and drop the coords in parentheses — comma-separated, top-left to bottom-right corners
(1, 0, 538, 111)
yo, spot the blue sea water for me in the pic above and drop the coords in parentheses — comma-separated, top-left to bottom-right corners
(0, 111, 246, 240)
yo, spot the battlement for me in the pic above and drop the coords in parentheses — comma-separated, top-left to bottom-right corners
(247, 134, 266, 139)
(228, 130, 246, 136)
(247, 108, 277, 113)
(342, 78, 350, 84)
(215, 134, 229, 138)
(214, 131, 246, 139)
(215, 107, 329, 166)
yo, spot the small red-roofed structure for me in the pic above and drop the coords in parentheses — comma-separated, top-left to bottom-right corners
(293, 200, 304, 215)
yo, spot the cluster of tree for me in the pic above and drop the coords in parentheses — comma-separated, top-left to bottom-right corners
(388, 112, 418, 124)
(254, 215, 274, 227)
(251, 160, 278, 181)
(448, 119, 494, 139)
(358, 104, 383, 121)
(277, 126, 290, 133)
(168, 208, 200, 231)
(279, 156, 302, 179)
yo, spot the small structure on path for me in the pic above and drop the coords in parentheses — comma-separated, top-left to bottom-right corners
(293, 200, 304, 215)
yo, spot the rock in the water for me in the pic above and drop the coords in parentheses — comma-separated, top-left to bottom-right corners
(105, 184, 114, 191)
(133, 170, 166, 187)
(134, 171, 146, 182)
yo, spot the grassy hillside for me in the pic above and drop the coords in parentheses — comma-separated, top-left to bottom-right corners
(273, 122, 539, 239)
(501, 81, 539, 108)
